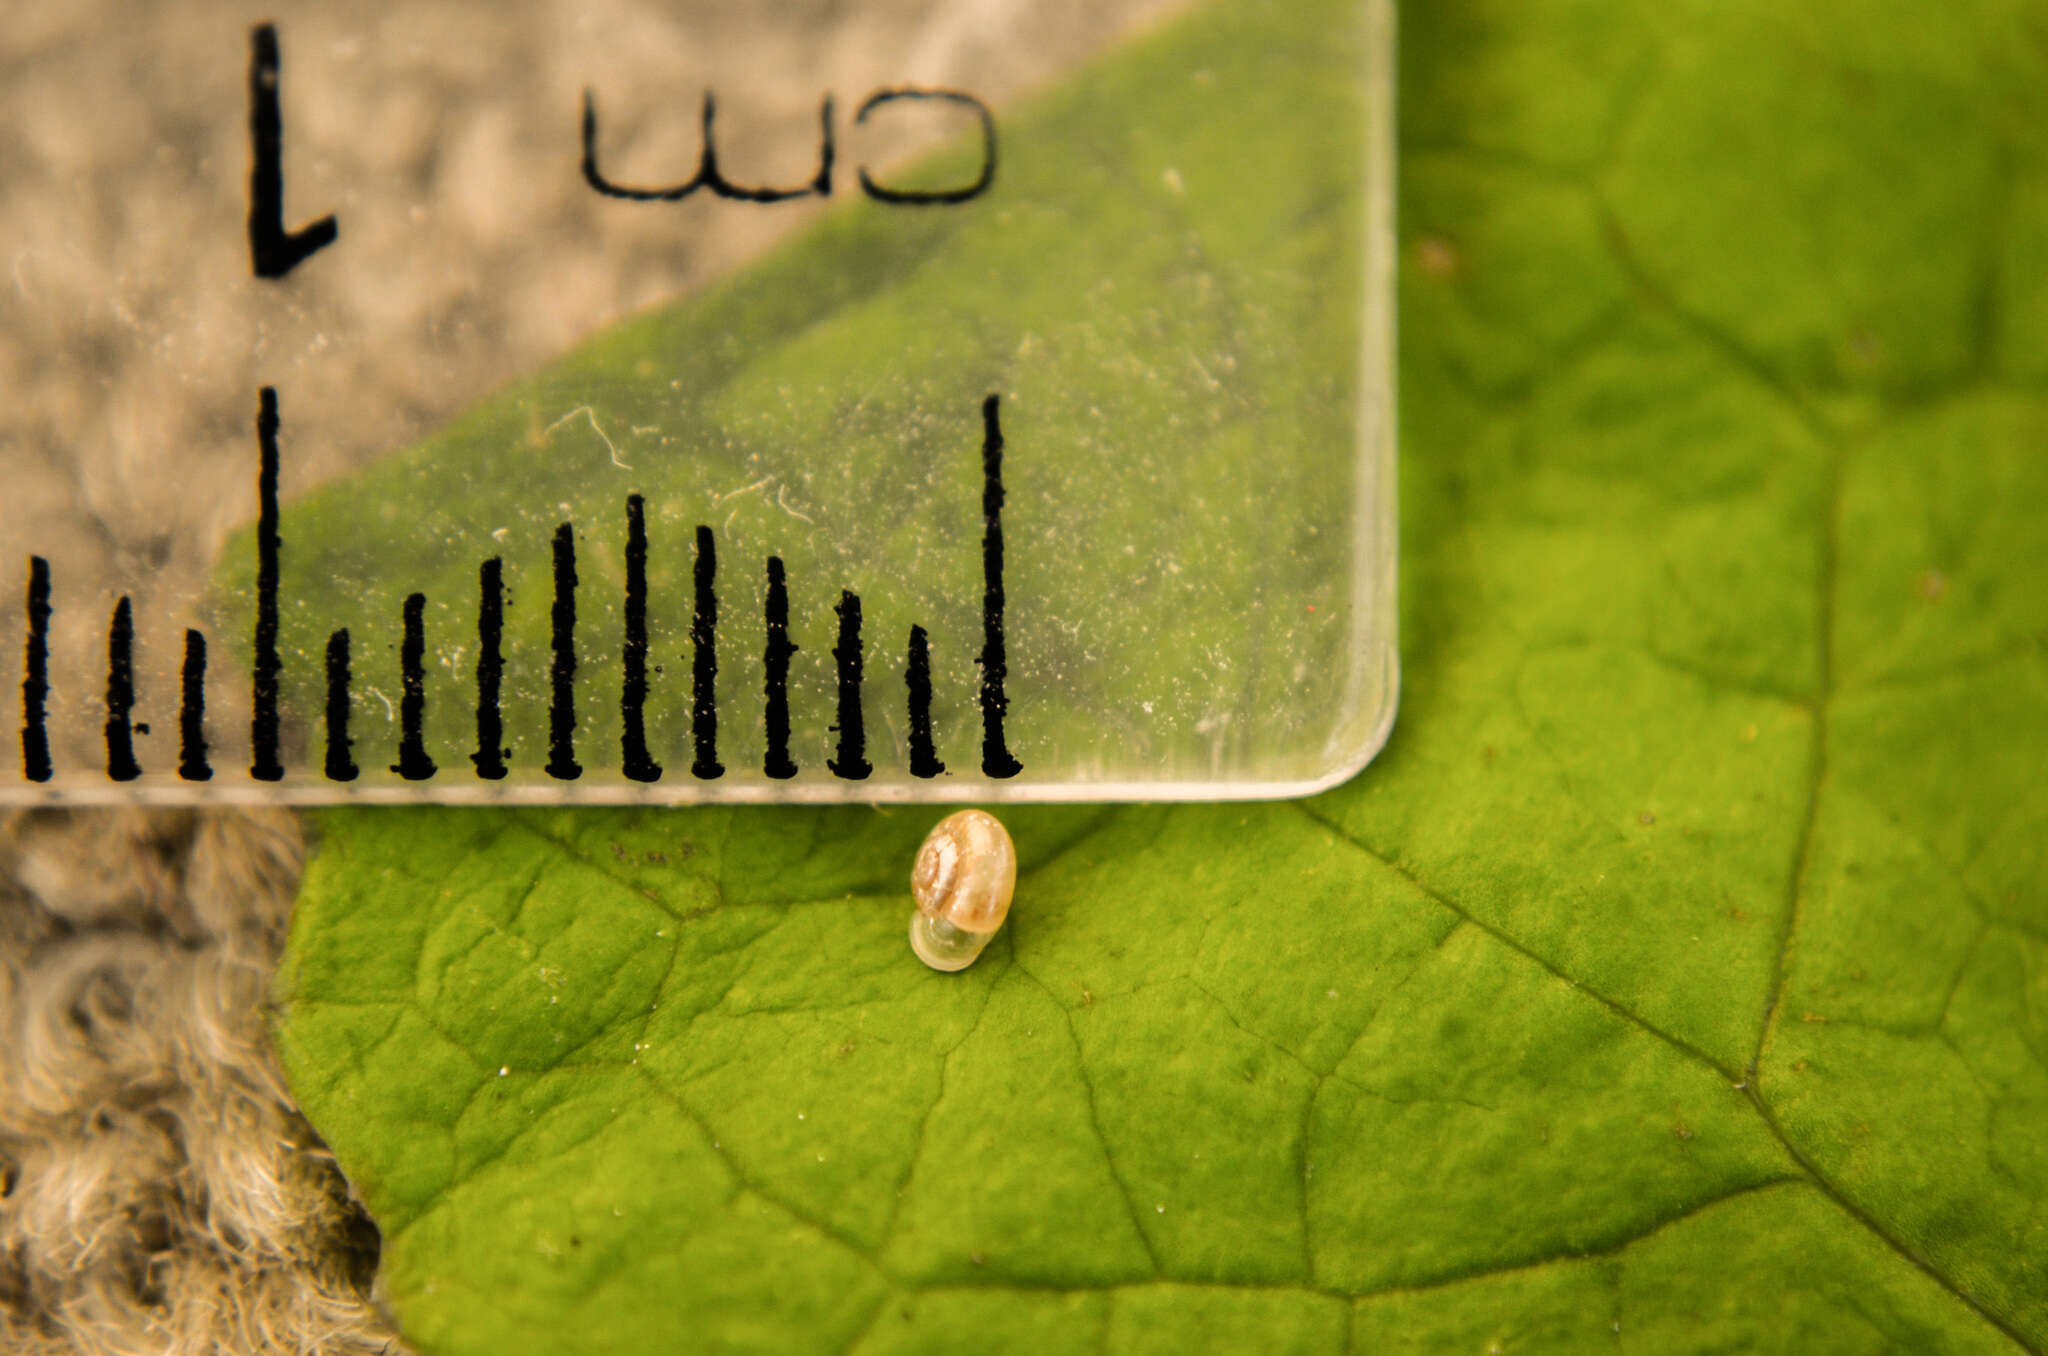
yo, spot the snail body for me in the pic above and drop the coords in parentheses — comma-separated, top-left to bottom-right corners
(909, 810, 1015, 972)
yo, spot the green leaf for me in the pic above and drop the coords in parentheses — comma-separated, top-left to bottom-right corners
(274, 0, 2048, 1351)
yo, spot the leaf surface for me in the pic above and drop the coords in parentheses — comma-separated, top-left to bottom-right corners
(275, 0, 2048, 1351)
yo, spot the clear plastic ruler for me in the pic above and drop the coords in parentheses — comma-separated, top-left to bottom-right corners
(0, 0, 1394, 805)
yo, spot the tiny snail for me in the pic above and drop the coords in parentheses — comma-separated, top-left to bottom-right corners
(909, 809, 1016, 972)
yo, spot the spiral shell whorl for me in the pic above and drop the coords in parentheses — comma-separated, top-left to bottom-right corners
(909, 810, 1014, 971)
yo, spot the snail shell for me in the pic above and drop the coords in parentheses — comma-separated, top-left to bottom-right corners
(908, 809, 1015, 972)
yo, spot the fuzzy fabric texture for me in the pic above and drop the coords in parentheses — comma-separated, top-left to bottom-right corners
(0, 810, 405, 1354)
